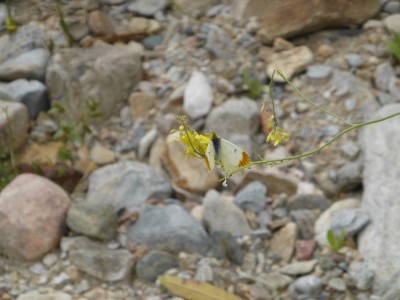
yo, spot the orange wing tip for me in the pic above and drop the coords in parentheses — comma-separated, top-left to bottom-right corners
(239, 152, 251, 167)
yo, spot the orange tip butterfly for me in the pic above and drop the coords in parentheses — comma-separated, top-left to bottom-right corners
(205, 133, 251, 173)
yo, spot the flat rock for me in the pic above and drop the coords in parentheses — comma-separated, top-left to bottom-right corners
(0, 100, 29, 150)
(314, 198, 361, 246)
(287, 193, 330, 212)
(358, 104, 400, 292)
(46, 44, 142, 122)
(279, 260, 318, 276)
(205, 98, 259, 140)
(65, 236, 134, 282)
(89, 144, 115, 165)
(127, 0, 167, 16)
(17, 289, 72, 300)
(0, 79, 48, 119)
(66, 201, 117, 241)
(307, 64, 332, 80)
(270, 222, 297, 263)
(127, 204, 211, 255)
(0, 174, 70, 260)
(202, 190, 251, 236)
(162, 133, 219, 194)
(136, 250, 179, 282)
(86, 161, 171, 213)
(257, 272, 293, 292)
(0, 48, 50, 81)
(234, 0, 380, 43)
(267, 46, 314, 82)
(183, 71, 213, 119)
(234, 181, 267, 213)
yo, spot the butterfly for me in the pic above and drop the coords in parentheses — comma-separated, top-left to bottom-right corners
(204, 133, 251, 173)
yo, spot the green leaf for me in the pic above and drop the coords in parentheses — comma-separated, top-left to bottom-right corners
(57, 147, 73, 162)
(327, 229, 336, 251)
(159, 275, 243, 300)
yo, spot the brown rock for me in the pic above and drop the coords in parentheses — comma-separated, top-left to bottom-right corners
(128, 17, 161, 35)
(162, 133, 219, 194)
(18, 141, 62, 165)
(270, 222, 297, 263)
(0, 174, 71, 260)
(129, 92, 157, 120)
(234, 0, 380, 43)
(0, 100, 29, 151)
(88, 10, 115, 36)
(295, 239, 318, 261)
(317, 44, 335, 59)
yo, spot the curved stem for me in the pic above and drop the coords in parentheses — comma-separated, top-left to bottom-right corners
(221, 111, 400, 181)
(276, 69, 354, 126)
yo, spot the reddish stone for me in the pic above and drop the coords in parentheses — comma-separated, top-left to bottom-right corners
(295, 239, 318, 261)
(0, 174, 70, 260)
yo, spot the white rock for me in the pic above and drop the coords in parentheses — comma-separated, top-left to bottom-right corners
(183, 71, 213, 119)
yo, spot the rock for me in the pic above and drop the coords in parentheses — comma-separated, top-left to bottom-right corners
(210, 231, 243, 265)
(142, 35, 163, 50)
(267, 46, 314, 82)
(205, 98, 259, 140)
(290, 209, 317, 240)
(279, 260, 318, 276)
(374, 62, 395, 92)
(383, 1, 400, 13)
(127, 0, 167, 16)
(346, 54, 364, 68)
(116, 120, 146, 153)
(328, 277, 346, 292)
(0, 174, 70, 260)
(0, 24, 45, 65)
(65, 236, 134, 281)
(358, 104, 400, 292)
(195, 261, 214, 282)
(128, 17, 161, 35)
(88, 10, 115, 36)
(66, 201, 117, 241)
(162, 133, 219, 193)
(86, 161, 171, 212)
(387, 77, 400, 101)
(315, 198, 361, 246)
(307, 64, 333, 80)
(89, 144, 116, 165)
(330, 209, 370, 238)
(234, 181, 267, 213)
(127, 204, 211, 255)
(234, 0, 380, 43)
(129, 92, 157, 120)
(0, 48, 50, 81)
(173, 0, 221, 17)
(348, 262, 375, 290)
(203, 190, 251, 236)
(183, 71, 213, 119)
(288, 275, 323, 299)
(340, 141, 360, 159)
(295, 240, 318, 261)
(336, 160, 363, 192)
(0, 100, 29, 150)
(270, 222, 297, 262)
(0, 79, 48, 119)
(17, 289, 72, 300)
(138, 128, 158, 159)
(237, 169, 298, 196)
(257, 272, 293, 292)
(46, 44, 142, 122)
(205, 24, 234, 59)
(136, 250, 179, 283)
(287, 194, 330, 212)
(384, 14, 400, 33)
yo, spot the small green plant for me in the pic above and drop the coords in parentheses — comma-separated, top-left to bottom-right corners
(386, 32, 400, 62)
(326, 229, 346, 252)
(243, 69, 264, 100)
(4, 0, 17, 33)
(0, 108, 18, 191)
(49, 100, 102, 162)
(56, 0, 74, 46)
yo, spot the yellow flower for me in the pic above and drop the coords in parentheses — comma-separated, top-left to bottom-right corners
(266, 126, 289, 147)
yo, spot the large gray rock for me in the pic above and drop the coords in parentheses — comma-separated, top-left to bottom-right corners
(0, 48, 50, 81)
(127, 204, 210, 255)
(62, 236, 133, 282)
(234, 0, 380, 43)
(234, 181, 267, 213)
(86, 161, 171, 213)
(0, 100, 29, 150)
(46, 43, 142, 122)
(358, 104, 400, 293)
(0, 79, 48, 119)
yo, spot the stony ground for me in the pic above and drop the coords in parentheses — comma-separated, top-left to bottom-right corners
(1, 0, 400, 300)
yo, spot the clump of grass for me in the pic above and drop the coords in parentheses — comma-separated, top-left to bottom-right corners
(243, 69, 264, 100)
(326, 228, 346, 252)
(386, 32, 400, 62)
(4, 0, 17, 33)
(56, 0, 74, 46)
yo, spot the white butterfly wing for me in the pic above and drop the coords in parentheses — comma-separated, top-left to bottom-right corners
(219, 138, 250, 172)
(205, 140, 216, 171)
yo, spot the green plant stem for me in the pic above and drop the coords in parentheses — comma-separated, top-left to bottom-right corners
(276, 69, 354, 126)
(221, 111, 400, 181)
